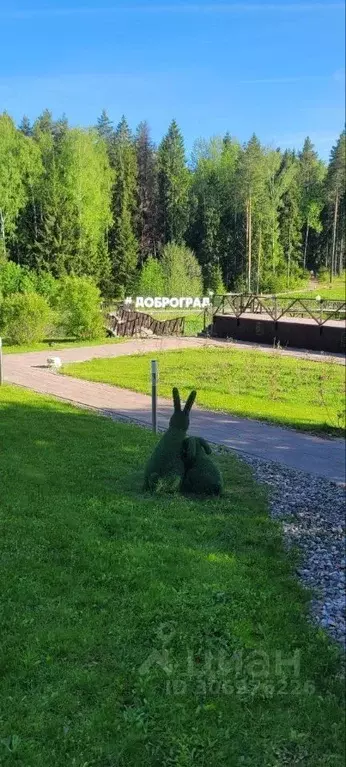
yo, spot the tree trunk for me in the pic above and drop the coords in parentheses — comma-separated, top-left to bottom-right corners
(287, 224, 292, 289)
(330, 193, 339, 284)
(0, 209, 6, 260)
(339, 236, 344, 276)
(248, 195, 252, 292)
(256, 224, 262, 294)
(30, 183, 38, 243)
(303, 223, 309, 269)
(245, 199, 249, 289)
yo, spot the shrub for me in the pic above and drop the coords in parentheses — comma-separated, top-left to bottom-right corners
(161, 242, 203, 297)
(57, 276, 105, 339)
(1, 291, 53, 345)
(259, 271, 308, 295)
(0, 261, 36, 297)
(135, 256, 165, 297)
(33, 272, 59, 306)
(317, 268, 331, 284)
(205, 263, 226, 295)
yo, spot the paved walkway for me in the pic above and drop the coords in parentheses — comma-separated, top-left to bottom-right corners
(4, 337, 346, 485)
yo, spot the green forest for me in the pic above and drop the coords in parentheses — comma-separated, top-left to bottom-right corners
(0, 109, 345, 298)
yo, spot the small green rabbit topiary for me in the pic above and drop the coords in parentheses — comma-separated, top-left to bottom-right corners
(180, 436, 223, 496)
(144, 387, 197, 491)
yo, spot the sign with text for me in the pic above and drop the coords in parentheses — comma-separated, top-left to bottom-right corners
(125, 296, 211, 310)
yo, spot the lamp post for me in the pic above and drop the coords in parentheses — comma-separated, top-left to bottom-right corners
(151, 360, 158, 434)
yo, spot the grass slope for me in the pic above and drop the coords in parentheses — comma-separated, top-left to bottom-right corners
(284, 277, 345, 301)
(63, 347, 345, 436)
(0, 385, 344, 766)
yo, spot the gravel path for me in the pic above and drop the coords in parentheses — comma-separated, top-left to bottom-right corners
(232, 452, 346, 646)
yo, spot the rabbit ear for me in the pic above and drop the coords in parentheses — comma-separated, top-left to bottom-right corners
(172, 387, 181, 412)
(198, 437, 212, 455)
(183, 390, 197, 414)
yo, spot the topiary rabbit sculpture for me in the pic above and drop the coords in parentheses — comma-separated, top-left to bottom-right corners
(144, 387, 197, 491)
(180, 436, 223, 496)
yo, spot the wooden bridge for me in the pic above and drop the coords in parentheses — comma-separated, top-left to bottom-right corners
(212, 294, 346, 353)
(105, 306, 185, 338)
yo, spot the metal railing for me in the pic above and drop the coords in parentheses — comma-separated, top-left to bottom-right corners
(213, 294, 346, 327)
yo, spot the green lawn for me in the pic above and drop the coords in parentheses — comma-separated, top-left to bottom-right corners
(0, 385, 344, 766)
(2, 336, 125, 355)
(283, 277, 346, 301)
(63, 347, 346, 436)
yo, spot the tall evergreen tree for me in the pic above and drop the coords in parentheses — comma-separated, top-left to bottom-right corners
(96, 109, 114, 145)
(238, 135, 266, 291)
(298, 137, 325, 268)
(109, 116, 139, 294)
(32, 109, 55, 136)
(18, 115, 32, 137)
(278, 151, 302, 288)
(135, 121, 159, 262)
(325, 130, 346, 279)
(158, 119, 190, 244)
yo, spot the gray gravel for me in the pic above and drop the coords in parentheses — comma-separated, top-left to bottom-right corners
(230, 451, 346, 646)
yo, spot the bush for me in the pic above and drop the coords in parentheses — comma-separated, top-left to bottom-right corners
(33, 272, 59, 306)
(0, 261, 36, 297)
(317, 268, 331, 284)
(259, 271, 308, 295)
(0, 292, 53, 345)
(135, 256, 165, 297)
(205, 263, 226, 295)
(57, 276, 105, 339)
(161, 242, 203, 297)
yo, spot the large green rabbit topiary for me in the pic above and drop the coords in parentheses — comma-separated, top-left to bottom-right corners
(144, 388, 196, 491)
(180, 436, 223, 496)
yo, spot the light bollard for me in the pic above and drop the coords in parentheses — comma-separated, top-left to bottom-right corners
(151, 359, 158, 434)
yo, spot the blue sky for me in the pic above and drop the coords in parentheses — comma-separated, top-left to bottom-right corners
(0, 1, 344, 159)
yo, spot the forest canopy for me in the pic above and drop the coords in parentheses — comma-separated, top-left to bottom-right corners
(0, 109, 344, 297)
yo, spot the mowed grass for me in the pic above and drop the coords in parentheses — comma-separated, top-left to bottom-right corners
(3, 336, 124, 355)
(63, 347, 346, 436)
(0, 385, 344, 766)
(284, 277, 346, 301)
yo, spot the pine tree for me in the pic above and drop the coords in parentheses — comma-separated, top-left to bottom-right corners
(18, 116, 32, 137)
(278, 151, 302, 288)
(158, 119, 190, 244)
(96, 109, 114, 145)
(298, 137, 325, 269)
(238, 135, 266, 291)
(33, 109, 55, 136)
(135, 121, 159, 262)
(109, 116, 139, 293)
(53, 114, 69, 142)
(325, 130, 346, 279)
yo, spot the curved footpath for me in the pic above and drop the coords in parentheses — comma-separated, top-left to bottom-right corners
(4, 336, 346, 485)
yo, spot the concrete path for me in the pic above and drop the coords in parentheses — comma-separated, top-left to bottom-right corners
(4, 337, 346, 485)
